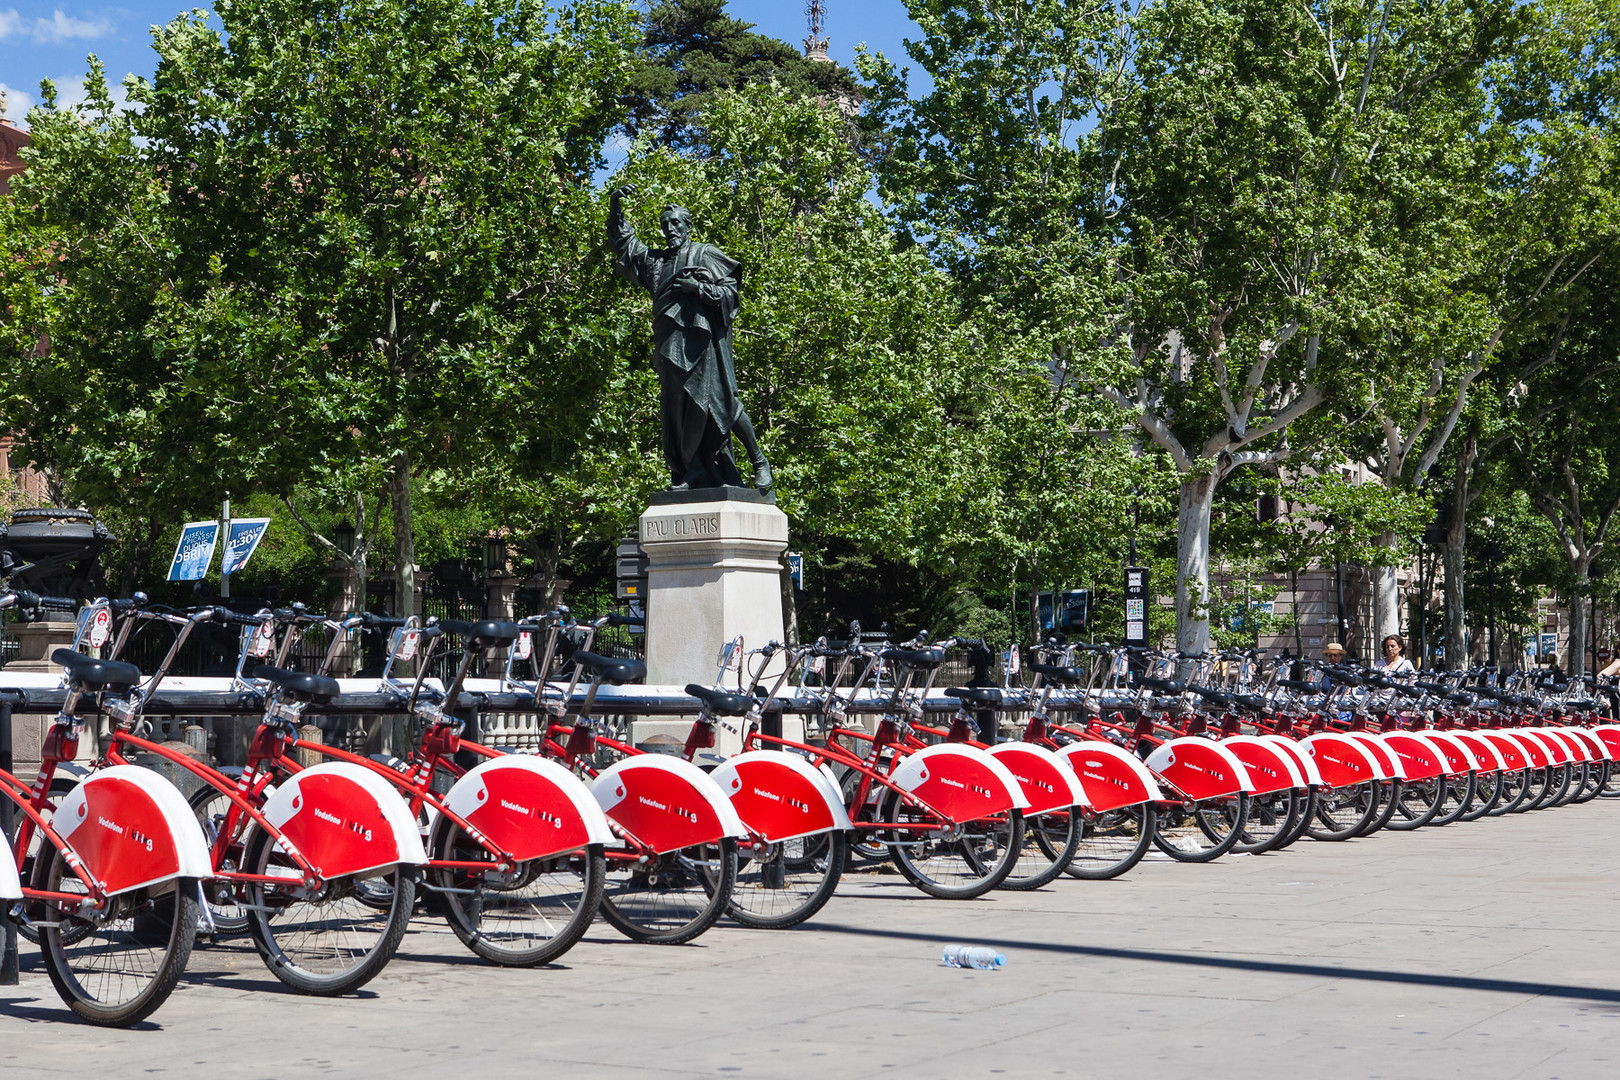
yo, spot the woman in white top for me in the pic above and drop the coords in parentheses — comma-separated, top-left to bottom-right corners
(1375, 633, 1415, 674)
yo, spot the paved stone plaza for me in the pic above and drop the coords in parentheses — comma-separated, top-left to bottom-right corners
(4, 798, 1618, 1079)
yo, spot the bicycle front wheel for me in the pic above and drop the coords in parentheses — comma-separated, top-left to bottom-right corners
(429, 818, 604, 966)
(242, 827, 413, 995)
(33, 849, 198, 1027)
(884, 794, 1024, 899)
(727, 830, 846, 929)
(188, 782, 252, 937)
(1000, 808, 1081, 891)
(1065, 804, 1155, 879)
(601, 838, 737, 944)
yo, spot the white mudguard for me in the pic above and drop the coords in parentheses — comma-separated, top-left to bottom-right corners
(1219, 736, 1303, 793)
(1543, 729, 1591, 763)
(0, 831, 22, 899)
(886, 744, 1030, 820)
(1523, 729, 1570, 765)
(1564, 728, 1608, 762)
(1499, 731, 1549, 769)
(1054, 741, 1165, 812)
(261, 762, 429, 879)
(1376, 732, 1444, 781)
(1415, 731, 1478, 774)
(442, 755, 616, 861)
(1299, 733, 1379, 788)
(1257, 735, 1324, 787)
(1589, 725, 1620, 761)
(709, 751, 854, 843)
(1346, 733, 1403, 780)
(1480, 731, 1530, 771)
(1450, 732, 1504, 772)
(53, 765, 212, 896)
(592, 756, 748, 855)
(986, 743, 1087, 814)
(1143, 736, 1252, 799)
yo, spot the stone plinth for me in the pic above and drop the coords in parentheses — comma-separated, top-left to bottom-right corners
(639, 489, 788, 687)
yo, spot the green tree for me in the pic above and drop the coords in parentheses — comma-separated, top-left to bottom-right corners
(622, 0, 862, 151)
(0, 0, 639, 614)
(863, 0, 1540, 655)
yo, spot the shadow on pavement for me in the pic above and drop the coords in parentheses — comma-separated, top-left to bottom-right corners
(811, 921, 1620, 1004)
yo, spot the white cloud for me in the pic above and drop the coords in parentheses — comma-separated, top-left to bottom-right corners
(30, 9, 113, 44)
(0, 8, 113, 44)
(0, 82, 36, 122)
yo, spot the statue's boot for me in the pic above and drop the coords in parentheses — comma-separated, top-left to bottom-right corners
(751, 458, 773, 492)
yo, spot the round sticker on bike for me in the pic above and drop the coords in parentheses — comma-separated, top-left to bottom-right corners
(514, 632, 533, 660)
(87, 608, 112, 648)
(250, 620, 275, 657)
(396, 629, 420, 661)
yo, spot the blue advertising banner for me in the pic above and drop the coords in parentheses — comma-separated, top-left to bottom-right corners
(221, 518, 272, 576)
(168, 521, 220, 581)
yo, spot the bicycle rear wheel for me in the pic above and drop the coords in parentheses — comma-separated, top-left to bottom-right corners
(602, 838, 737, 944)
(1460, 771, 1502, 821)
(429, 818, 604, 966)
(1064, 804, 1154, 879)
(1153, 793, 1248, 862)
(1000, 808, 1081, 890)
(1307, 781, 1378, 840)
(1489, 768, 1533, 816)
(1571, 759, 1608, 803)
(1386, 777, 1442, 831)
(1270, 787, 1316, 851)
(242, 827, 413, 995)
(1355, 780, 1400, 836)
(1234, 789, 1297, 854)
(1429, 772, 1477, 826)
(727, 831, 846, 929)
(33, 849, 198, 1027)
(884, 794, 1024, 899)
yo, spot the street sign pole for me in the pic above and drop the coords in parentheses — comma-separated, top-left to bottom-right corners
(220, 497, 232, 599)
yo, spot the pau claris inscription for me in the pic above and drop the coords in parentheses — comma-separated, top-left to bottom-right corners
(642, 514, 722, 542)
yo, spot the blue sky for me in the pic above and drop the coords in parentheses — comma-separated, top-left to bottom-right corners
(0, 1, 923, 127)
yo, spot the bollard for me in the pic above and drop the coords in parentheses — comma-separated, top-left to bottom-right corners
(297, 723, 325, 768)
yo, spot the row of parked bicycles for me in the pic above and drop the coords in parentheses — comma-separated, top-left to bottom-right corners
(3, 585, 1617, 1026)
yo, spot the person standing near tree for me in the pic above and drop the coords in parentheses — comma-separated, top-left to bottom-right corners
(606, 183, 773, 492)
(1375, 634, 1415, 674)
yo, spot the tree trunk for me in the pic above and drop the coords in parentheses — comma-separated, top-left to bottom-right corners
(1442, 449, 1471, 669)
(388, 448, 416, 618)
(1029, 553, 1041, 646)
(1567, 560, 1591, 681)
(1371, 531, 1400, 644)
(1176, 474, 1216, 654)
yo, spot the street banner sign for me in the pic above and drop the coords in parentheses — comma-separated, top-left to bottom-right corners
(168, 521, 220, 581)
(222, 518, 273, 576)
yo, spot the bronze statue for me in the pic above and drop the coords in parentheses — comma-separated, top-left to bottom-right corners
(608, 184, 772, 493)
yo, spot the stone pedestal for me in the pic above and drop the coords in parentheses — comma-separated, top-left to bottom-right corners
(4, 619, 76, 673)
(638, 489, 788, 685)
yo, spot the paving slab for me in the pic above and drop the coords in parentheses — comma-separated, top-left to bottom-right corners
(5, 796, 1620, 1078)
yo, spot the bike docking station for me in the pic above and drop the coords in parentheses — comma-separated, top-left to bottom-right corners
(634, 487, 796, 757)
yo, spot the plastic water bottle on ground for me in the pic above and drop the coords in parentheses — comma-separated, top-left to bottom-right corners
(941, 944, 1005, 970)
